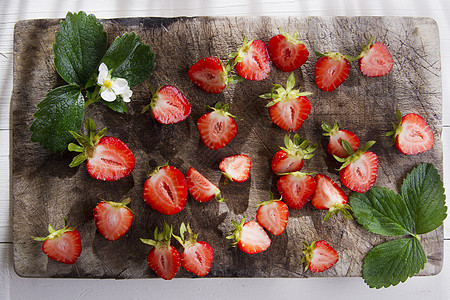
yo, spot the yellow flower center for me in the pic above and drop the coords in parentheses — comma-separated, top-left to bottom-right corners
(103, 79, 112, 89)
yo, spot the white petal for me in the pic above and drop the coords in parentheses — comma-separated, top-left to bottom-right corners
(121, 88, 133, 102)
(111, 78, 129, 94)
(101, 89, 117, 102)
(97, 63, 109, 85)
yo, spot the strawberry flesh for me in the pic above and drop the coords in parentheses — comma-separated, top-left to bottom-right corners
(268, 96, 311, 132)
(181, 241, 214, 277)
(188, 57, 227, 94)
(256, 200, 289, 236)
(238, 220, 271, 254)
(147, 245, 181, 280)
(340, 151, 379, 193)
(197, 110, 238, 150)
(219, 154, 251, 183)
(305, 240, 339, 273)
(268, 34, 309, 72)
(315, 53, 350, 92)
(396, 113, 434, 155)
(311, 174, 347, 210)
(151, 85, 191, 124)
(186, 167, 221, 203)
(93, 201, 133, 241)
(42, 230, 82, 264)
(328, 129, 359, 158)
(235, 40, 271, 81)
(359, 42, 393, 77)
(271, 150, 304, 174)
(277, 173, 316, 210)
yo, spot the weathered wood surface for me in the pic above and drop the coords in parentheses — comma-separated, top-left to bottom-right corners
(11, 16, 442, 278)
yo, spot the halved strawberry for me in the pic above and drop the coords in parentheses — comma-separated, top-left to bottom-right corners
(142, 85, 191, 124)
(314, 51, 351, 92)
(386, 109, 435, 155)
(256, 192, 289, 236)
(186, 167, 224, 202)
(311, 174, 352, 221)
(301, 240, 339, 273)
(141, 223, 181, 280)
(68, 118, 135, 181)
(93, 198, 133, 241)
(322, 120, 359, 158)
(31, 218, 82, 264)
(227, 218, 271, 254)
(196, 102, 239, 150)
(188, 57, 228, 94)
(143, 162, 188, 215)
(260, 73, 312, 132)
(267, 28, 309, 72)
(277, 172, 316, 210)
(358, 37, 393, 77)
(219, 154, 251, 183)
(271, 134, 317, 174)
(229, 36, 271, 81)
(173, 223, 214, 277)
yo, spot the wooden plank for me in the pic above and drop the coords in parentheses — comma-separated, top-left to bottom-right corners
(11, 16, 442, 278)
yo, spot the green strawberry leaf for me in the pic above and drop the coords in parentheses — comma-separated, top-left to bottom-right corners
(30, 85, 85, 152)
(362, 237, 426, 289)
(100, 32, 156, 88)
(53, 11, 107, 86)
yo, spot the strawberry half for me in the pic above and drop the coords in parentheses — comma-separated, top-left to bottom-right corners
(142, 85, 191, 124)
(173, 223, 214, 277)
(256, 192, 289, 236)
(219, 154, 251, 183)
(358, 37, 393, 77)
(301, 240, 339, 273)
(31, 218, 82, 264)
(314, 51, 351, 92)
(386, 109, 435, 155)
(227, 218, 271, 254)
(271, 134, 317, 174)
(277, 172, 316, 210)
(188, 57, 228, 94)
(143, 162, 188, 215)
(68, 118, 135, 181)
(93, 198, 133, 241)
(260, 73, 312, 132)
(311, 174, 352, 221)
(141, 223, 181, 280)
(197, 102, 239, 150)
(267, 28, 309, 72)
(229, 36, 271, 81)
(186, 167, 224, 202)
(322, 120, 360, 158)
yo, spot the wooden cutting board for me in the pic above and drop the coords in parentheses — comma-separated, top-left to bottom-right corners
(11, 16, 443, 278)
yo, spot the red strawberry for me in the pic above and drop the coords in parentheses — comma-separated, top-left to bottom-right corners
(256, 192, 289, 236)
(314, 51, 351, 92)
(301, 240, 339, 273)
(31, 218, 82, 264)
(311, 174, 352, 221)
(386, 109, 435, 155)
(196, 102, 239, 150)
(334, 140, 378, 193)
(260, 73, 312, 132)
(277, 172, 316, 210)
(227, 218, 271, 254)
(219, 154, 251, 183)
(141, 223, 181, 280)
(322, 120, 360, 158)
(93, 198, 133, 241)
(173, 223, 214, 277)
(188, 57, 228, 94)
(358, 37, 393, 77)
(271, 134, 317, 174)
(267, 28, 309, 72)
(143, 162, 188, 215)
(186, 167, 224, 202)
(229, 36, 271, 81)
(142, 85, 191, 124)
(68, 118, 135, 181)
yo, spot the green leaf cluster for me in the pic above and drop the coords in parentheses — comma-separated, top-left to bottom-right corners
(349, 163, 446, 288)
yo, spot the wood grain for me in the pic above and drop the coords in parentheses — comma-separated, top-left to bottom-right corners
(11, 16, 442, 278)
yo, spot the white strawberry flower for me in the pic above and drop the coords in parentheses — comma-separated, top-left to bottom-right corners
(97, 63, 132, 102)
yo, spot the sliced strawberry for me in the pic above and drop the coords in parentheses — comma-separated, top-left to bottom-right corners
(219, 154, 251, 183)
(143, 163, 188, 215)
(186, 167, 224, 202)
(301, 240, 339, 273)
(142, 85, 191, 124)
(188, 57, 228, 94)
(271, 134, 317, 174)
(196, 102, 239, 150)
(141, 223, 181, 280)
(322, 120, 359, 158)
(256, 193, 289, 236)
(227, 218, 271, 254)
(277, 172, 316, 210)
(68, 118, 135, 181)
(386, 109, 435, 155)
(314, 51, 351, 92)
(230, 36, 271, 81)
(93, 198, 133, 241)
(358, 37, 393, 77)
(32, 219, 82, 264)
(267, 29, 309, 72)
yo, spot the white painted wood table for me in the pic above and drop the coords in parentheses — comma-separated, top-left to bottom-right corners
(1, 0, 450, 299)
